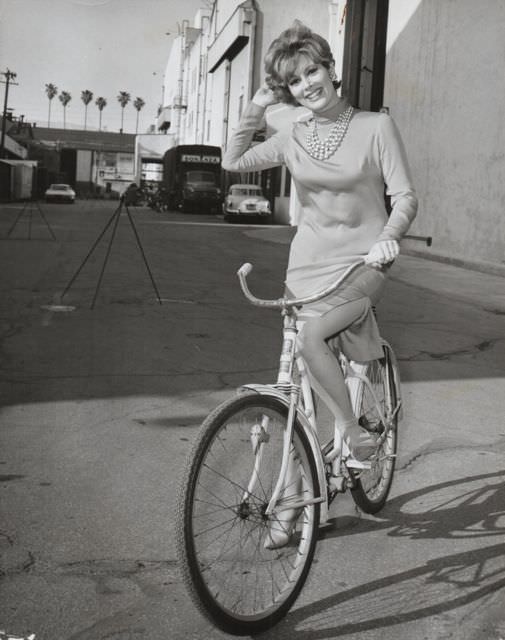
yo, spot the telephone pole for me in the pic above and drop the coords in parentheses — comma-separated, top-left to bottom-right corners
(0, 68, 18, 158)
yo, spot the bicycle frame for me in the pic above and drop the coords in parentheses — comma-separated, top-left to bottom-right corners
(237, 260, 402, 526)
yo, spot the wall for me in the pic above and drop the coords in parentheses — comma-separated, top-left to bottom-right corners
(384, 0, 505, 270)
(208, 64, 228, 147)
(227, 45, 250, 135)
(254, 0, 337, 90)
(76, 150, 92, 183)
(211, 0, 241, 36)
(94, 151, 135, 195)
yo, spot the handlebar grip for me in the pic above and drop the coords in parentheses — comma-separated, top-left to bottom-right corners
(403, 234, 433, 247)
(237, 263, 253, 277)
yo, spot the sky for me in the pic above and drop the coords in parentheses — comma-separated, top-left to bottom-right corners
(0, 0, 207, 133)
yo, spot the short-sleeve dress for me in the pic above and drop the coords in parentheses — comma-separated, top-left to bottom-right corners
(222, 102, 418, 361)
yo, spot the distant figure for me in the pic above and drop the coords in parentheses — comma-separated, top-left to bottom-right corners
(123, 183, 139, 205)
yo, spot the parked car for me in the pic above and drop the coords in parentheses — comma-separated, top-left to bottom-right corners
(44, 183, 76, 203)
(223, 184, 271, 223)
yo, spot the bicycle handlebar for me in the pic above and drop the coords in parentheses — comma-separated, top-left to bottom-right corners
(237, 260, 366, 309)
(237, 235, 432, 309)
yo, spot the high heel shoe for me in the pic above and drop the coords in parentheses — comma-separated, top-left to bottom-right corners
(264, 502, 302, 550)
(264, 456, 303, 550)
(343, 424, 377, 462)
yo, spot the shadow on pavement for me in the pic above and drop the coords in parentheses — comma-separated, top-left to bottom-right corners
(258, 470, 505, 639)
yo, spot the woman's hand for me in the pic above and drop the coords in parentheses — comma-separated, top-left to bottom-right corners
(364, 240, 399, 267)
(252, 83, 280, 109)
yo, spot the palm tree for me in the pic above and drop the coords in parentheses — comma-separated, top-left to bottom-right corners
(45, 83, 58, 128)
(95, 97, 107, 131)
(58, 91, 72, 129)
(81, 90, 93, 130)
(116, 91, 130, 133)
(133, 97, 145, 134)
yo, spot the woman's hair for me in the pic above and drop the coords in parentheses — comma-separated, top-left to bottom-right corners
(264, 20, 341, 106)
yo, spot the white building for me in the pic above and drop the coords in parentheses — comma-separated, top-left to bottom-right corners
(159, 0, 505, 272)
(159, 0, 343, 223)
(384, 0, 505, 272)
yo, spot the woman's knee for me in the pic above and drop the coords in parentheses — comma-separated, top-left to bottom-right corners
(297, 322, 326, 361)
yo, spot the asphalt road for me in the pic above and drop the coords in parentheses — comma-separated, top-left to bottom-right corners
(0, 199, 504, 640)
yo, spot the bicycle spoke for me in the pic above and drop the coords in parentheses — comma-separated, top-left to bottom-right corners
(201, 461, 265, 504)
(351, 355, 398, 513)
(194, 513, 239, 539)
(177, 395, 320, 630)
(192, 500, 240, 518)
(195, 478, 239, 513)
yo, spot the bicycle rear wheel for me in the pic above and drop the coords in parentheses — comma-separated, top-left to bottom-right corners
(350, 351, 398, 514)
(176, 392, 320, 635)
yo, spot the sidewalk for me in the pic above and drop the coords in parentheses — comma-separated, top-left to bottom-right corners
(390, 253, 505, 313)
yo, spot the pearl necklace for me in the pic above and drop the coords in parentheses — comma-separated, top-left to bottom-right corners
(305, 106, 354, 160)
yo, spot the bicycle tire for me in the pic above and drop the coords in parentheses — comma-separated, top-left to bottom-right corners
(350, 350, 398, 514)
(176, 391, 320, 635)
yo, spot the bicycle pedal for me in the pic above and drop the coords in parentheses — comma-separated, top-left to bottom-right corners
(328, 474, 347, 493)
(346, 458, 372, 470)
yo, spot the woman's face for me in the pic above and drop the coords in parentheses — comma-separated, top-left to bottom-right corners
(286, 54, 338, 113)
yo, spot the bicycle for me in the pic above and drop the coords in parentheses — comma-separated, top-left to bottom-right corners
(176, 258, 402, 635)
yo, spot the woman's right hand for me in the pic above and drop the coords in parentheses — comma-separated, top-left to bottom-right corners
(252, 83, 280, 109)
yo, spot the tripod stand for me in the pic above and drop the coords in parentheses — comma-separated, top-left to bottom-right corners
(60, 196, 162, 309)
(5, 198, 56, 240)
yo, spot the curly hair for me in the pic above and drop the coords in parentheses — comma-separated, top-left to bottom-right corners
(264, 20, 341, 106)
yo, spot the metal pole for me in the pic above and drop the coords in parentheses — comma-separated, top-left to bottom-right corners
(0, 69, 17, 158)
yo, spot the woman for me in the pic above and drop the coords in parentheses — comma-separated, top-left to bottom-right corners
(222, 21, 417, 543)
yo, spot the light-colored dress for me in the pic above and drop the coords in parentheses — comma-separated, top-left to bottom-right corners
(222, 101, 418, 360)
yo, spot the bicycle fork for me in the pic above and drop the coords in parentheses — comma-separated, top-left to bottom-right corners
(241, 313, 324, 515)
(241, 388, 301, 513)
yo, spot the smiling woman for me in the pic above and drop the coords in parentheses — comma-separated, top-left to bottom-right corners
(222, 19, 417, 485)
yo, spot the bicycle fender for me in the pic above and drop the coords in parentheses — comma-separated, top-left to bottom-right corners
(239, 384, 330, 524)
(381, 340, 403, 420)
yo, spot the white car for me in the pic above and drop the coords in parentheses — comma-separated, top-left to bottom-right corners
(44, 183, 76, 203)
(223, 184, 271, 223)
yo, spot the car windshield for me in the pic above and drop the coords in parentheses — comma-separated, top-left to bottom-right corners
(185, 171, 216, 184)
(50, 184, 70, 191)
(231, 187, 262, 196)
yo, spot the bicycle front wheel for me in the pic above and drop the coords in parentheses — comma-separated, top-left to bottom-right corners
(176, 392, 320, 635)
(351, 353, 398, 514)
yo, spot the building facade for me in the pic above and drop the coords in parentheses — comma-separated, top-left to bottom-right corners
(158, 0, 505, 271)
(384, 0, 505, 272)
(10, 122, 136, 198)
(158, 0, 344, 223)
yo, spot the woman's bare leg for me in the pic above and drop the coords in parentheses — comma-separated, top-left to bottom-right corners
(298, 298, 367, 423)
(298, 299, 376, 460)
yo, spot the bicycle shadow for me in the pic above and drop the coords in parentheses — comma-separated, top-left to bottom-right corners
(321, 469, 505, 542)
(256, 471, 505, 639)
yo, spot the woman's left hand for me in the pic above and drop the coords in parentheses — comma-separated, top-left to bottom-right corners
(364, 240, 399, 267)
